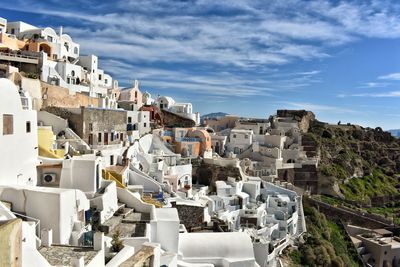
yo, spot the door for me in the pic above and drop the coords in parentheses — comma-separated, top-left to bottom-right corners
(104, 133, 109, 145)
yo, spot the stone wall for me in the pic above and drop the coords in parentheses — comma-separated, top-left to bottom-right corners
(41, 82, 99, 109)
(43, 106, 127, 145)
(193, 162, 242, 192)
(81, 107, 127, 143)
(276, 110, 315, 133)
(161, 109, 195, 128)
(0, 218, 22, 267)
(306, 197, 391, 228)
(43, 106, 82, 135)
(278, 164, 319, 194)
(171, 203, 205, 230)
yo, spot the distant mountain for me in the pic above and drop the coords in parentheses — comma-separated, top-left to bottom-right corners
(389, 129, 400, 137)
(201, 112, 229, 121)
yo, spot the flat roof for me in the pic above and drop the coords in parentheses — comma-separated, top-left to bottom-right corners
(0, 185, 73, 194)
(38, 245, 98, 266)
(120, 246, 154, 267)
(231, 129, 253, 133)
(373, 228, 393, 236)
(155, 208, 179, 221)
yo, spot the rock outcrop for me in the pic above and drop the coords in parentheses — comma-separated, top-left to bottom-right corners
(276, 109, 316, 132)
(193, 162, 242, 192)
(307, 120, 400, 198)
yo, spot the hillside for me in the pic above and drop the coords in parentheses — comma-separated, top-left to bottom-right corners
(307, 120, 400, 202)
(283, 200, 362, 267)
(201, 112, 229, 121)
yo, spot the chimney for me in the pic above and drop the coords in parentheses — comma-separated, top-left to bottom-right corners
(93, 232, 104, 251)
(41, 228, 52, 247)
(59, 26, 63, 36)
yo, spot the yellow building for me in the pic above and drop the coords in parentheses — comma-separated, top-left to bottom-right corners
(37, 126, 65, 158)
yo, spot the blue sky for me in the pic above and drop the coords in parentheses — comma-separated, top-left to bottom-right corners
(1, 0, 400, 129)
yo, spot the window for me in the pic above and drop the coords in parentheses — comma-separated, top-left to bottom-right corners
(245, 135, 249, 139)
(233, 134, 237, 138)
(71, 70, 75, 77)
(53, 54, 58, 60)
(89, 123, 93, 131)
(67, 77, 71, 84)
(26, 121, 31, 133)
(64, 42, 69, 52)
(128, 117, 132, 123)
(98, 74, 102, 80)
(98, 132, 102, 142)
(10, 28, 15, 34)
(74, 47, 78, 54)
(120, 133, 124, 141)
(111, 133, 114, 141)
(3, 114, 13, 135)
(47, 36, 53, 42)
(135, 91, 138, 98)
(144, 123, 147, 127)
(105, 79, 108, 84)
(110, 155, 114, 165)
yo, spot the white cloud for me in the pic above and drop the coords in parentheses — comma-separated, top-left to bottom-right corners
(378, 73, 400, 81)
(3, 0, 400, 104)
(357, 82, 389, 88)
(339, 91, 400, 98)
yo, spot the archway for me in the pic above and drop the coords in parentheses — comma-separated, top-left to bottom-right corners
(39, 43, 52, 57)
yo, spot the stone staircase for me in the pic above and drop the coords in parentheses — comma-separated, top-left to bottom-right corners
(295, 196, 306, 236)
(64, 127, 91, 153)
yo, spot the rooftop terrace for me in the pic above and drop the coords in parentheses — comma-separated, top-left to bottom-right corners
(38, 245, 98, 266)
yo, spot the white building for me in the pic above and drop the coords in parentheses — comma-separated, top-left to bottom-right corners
(178, 232, 257, 267)
(210, 133, 227, 156)
(235, 119, 270, 135)
(0, 185, 90, 245)
(226, 129, 253, 155)
(0, 17, 7, 34)
(127, 110, 151, 142)
(155, 96, 200, 125)
(6, 20, 37, 36)
(5, 20, 114, 97)
(18, 26, 79, 60)
(0, 79, 38, 186)
(78, 54, 112, 95)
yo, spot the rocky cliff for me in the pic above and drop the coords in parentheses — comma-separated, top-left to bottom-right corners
(307, 120, 400, 200)
(276, 109, 316, 132)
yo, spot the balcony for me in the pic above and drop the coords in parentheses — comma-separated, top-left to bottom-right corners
(0, 51, 39, 64)
(90, 142, 123, 150)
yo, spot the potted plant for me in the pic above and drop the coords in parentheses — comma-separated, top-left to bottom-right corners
(111, 229, 124, 253)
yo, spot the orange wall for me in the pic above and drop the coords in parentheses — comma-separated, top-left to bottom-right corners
(187, 129, 212, 155)
(0, 33, 26, 50)
(174, 141, 200, 158)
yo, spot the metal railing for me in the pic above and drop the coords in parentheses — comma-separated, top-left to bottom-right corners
(0, 51, 40, 60)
